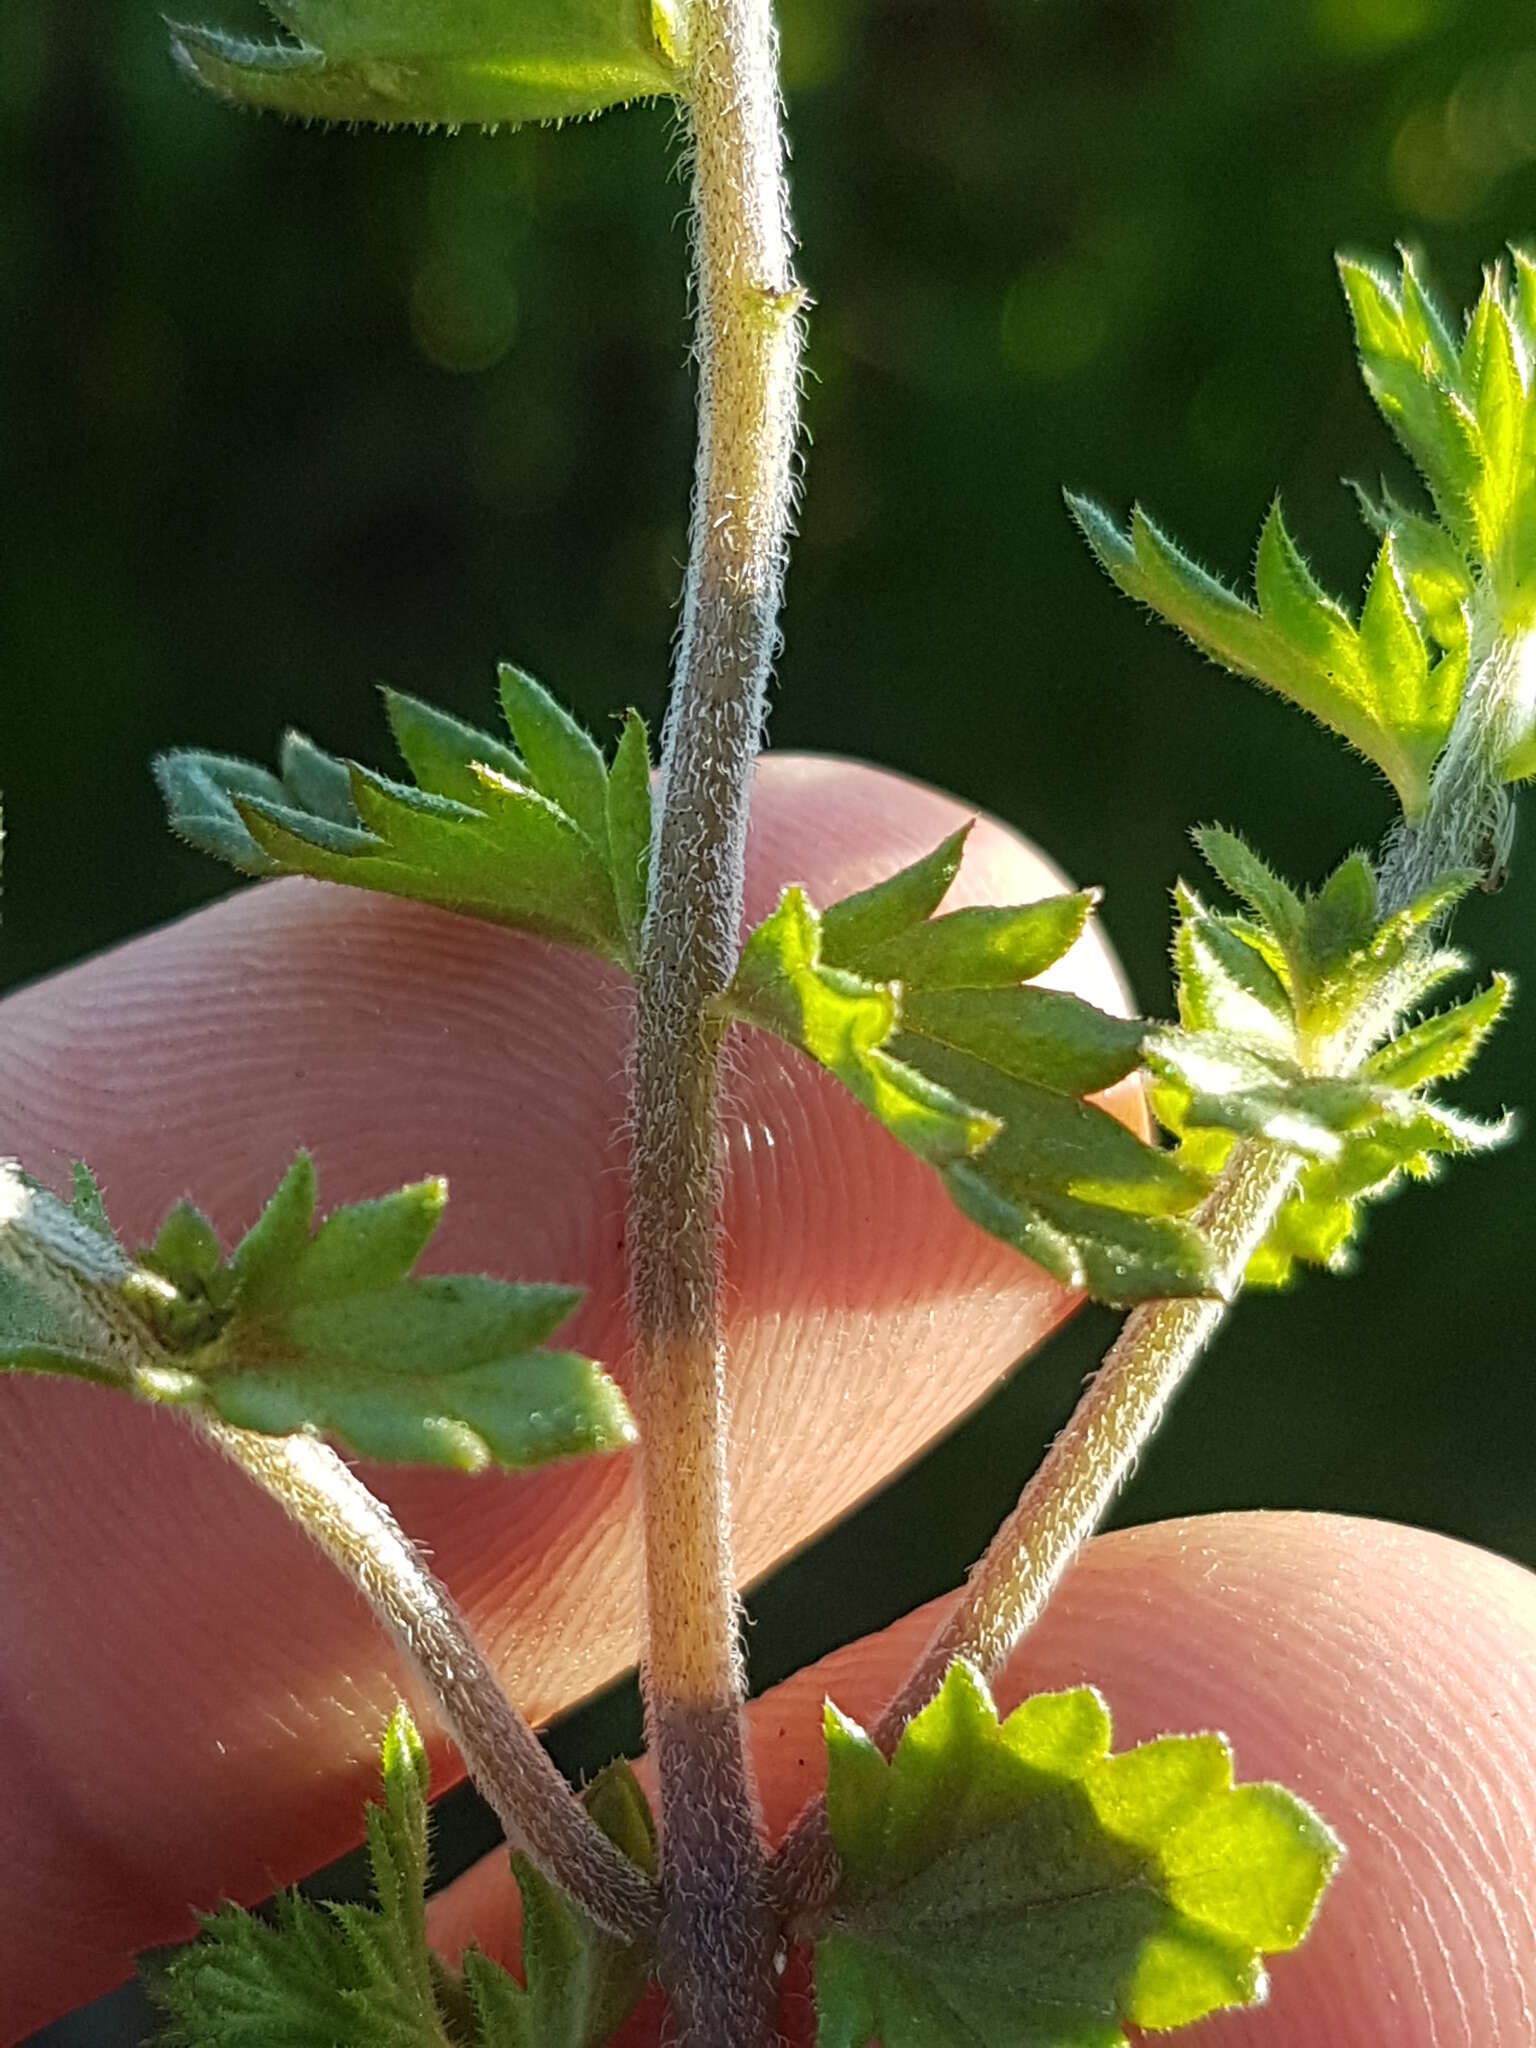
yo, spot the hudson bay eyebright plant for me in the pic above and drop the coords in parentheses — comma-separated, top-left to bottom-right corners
(2, 3, 1532, 2043)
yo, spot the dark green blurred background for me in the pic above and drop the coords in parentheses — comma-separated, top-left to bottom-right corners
(6, 0, 1535, 2037)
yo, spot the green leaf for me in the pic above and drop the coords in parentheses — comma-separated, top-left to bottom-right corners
(819, 826, 972, 961)
(580, 1760, 660, 1882)
(1068, 495, 1297, 704)
(155, 749, 288, 875)
(195, 1164, 633, 1470)
(484, 1856, 651, 2048)
(2, 1155, 634, 1474)
(150, 1707, 657, 2048)
(1068, 494, 1453, 818)
(850, 896, 1097, 993)
(457, 1758, 657, 2048)
(148, 1706, 450, 2047)
(0, 1186, 136, 1386)
(1358, 539, 1460, 783)
(69, 1161, 116, 1243)
(728, 864, 1219, 1306)
(895, 1037, 1202, 1218)
(814, 1660, 1339, 2048)
(899, 987, 1145, 1097)
(818, 831, 1098, 997)
(498, 666, 611, 851)
(169, 0, 688, 130)
(144, 1202, 223, 1286)
(1147, 1031, 1377, 1159)
(160, 682, 654, 971)
(1462, 276, 1525, 565)
(1350, 481, 1473, 654)
(944, 1169, 1216, 1305)
(1152, 841, 1515, 1286)
(1172, 886, 1292, 1049)
(1337, 249, 1536, 637)
(726, 886, 999, 1166)
(342, 756, 624, 950)
(1191, 826, 1305, 957)
(1363, 974, 1512, 1090)
(605, 709, 653, 954)
(384, 689, 523, 807)
(1337, 254, 1484, 549)
(281, 728, 360, 827)
(282, 1175, 448, 1300)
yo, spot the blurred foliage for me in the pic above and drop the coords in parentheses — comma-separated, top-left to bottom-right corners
(8, 0, 1536, 2035)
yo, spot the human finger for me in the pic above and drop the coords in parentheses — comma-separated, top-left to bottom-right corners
(0, 753, 1135, 2034)
(430, 1511, 1536, 2047)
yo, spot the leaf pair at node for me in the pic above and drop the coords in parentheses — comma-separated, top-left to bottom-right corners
(0, 1155, 633, 1471)
(1071, 250, 1536, 820)
(723, 827, 1216, 1306)
(148, 1705, 658, 2048)
(158, 670, 654, 970)
(1148, 828, 1512, 1286)
(814, 1659, 1340, 2048)
(171, 0, 690, 131)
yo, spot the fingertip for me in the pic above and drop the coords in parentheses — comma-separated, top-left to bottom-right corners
(0, 752, 1140, 2032)
(430, 1514, 1536, 2047)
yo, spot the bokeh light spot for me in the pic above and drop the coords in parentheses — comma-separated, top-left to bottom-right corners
(1000, 263, 1109, 384)
(1391, 100, 1492, 222)
(1312, 0, 1451, 56)
(409, 256, 520, 373)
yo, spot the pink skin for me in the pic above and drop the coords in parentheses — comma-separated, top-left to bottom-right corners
(431, 1515, 1536, 2048)
(0, 756, 1531, 2041)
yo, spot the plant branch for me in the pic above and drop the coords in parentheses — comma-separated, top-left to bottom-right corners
(770, 1136, 1302, 1918)
(196, 1417, 659, 1944)
(626, 1, 803, 2038)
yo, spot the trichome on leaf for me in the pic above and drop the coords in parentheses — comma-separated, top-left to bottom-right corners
(0, 1153, 633, 1471)
(148, 1705, 659, 2048)
(813, 1659, 1340, 2048)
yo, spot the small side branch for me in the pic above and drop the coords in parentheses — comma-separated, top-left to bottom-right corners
(199, 1419, 659, 1944)
(771, 1138, 1301, 1919)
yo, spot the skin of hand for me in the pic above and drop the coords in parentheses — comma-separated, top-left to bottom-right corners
(0, 755, 1532, 2042)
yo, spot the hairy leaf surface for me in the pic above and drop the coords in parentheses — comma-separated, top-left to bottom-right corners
(149, 1708, 657, 2048)
(158, 682, 653, 971)
(1068, 494, 1457, 818)
(0, 1157, 633, 1472)
(1072, 250, 1536, 818)
(1148, 837, 1513, 1285)
(815, 1661, 1339, 2048)
(724, 843, 1217, 1305)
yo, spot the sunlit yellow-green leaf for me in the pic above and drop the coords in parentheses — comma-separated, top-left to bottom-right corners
(815, 1661, 1339, 2048)
(171, 0, 688, 130)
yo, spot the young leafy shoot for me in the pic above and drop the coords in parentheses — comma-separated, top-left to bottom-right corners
(157, 676, 653, 971)
(1338, 248, 1536, 636)
(813, 1660, 1339, 2048)
(1072, 249, 1536, 821)
(1147, 829, 1513, 1285)
(721, 831, 1217, 1305)
(0, 1155, 634, 1471)
(148, 1706, 659, 2048)
(170, 0, 689, 130)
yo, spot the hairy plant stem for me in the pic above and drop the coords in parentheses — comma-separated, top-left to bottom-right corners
(197, 1417, 659, 1943)
(627, 1, 803, 2038)
(771, 1137, 1302, 1918)
(1379, 626, 1528, 913)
